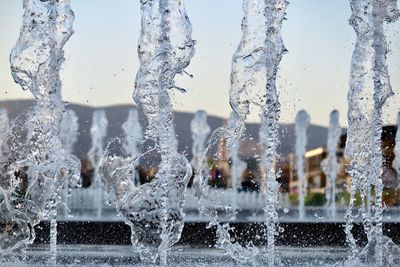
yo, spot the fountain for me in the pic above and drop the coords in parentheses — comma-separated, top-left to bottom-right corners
(321, 110, 341, 219)
(295, 110, 310, 220)
(190, 110, 211, 189)
(0, 0, 81, 261)
(88, 109, 108, 217)
(59, 109, 79, 154)
(0, 108, 10, 157)
(227, 112, 246, 218)
(191, 0, 289, 265)
(344, 0, 400, 265)
(100, 0, 195, 264)
(59, 109, 79, 216)
(122, 109, 143, 186)
(0, 0, 400, 266)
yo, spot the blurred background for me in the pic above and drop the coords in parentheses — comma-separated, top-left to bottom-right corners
(1, 0, 399, 126)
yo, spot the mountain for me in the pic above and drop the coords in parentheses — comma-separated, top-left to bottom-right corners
(0, 100, 329, 160)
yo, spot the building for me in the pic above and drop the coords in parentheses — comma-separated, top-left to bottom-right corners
(284, 125, 399, 202)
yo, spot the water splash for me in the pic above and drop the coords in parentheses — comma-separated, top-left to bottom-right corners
(88, 109, 108, 218)
(259, 0, 288, 253)
(0, 0, 81, 260)
(0, 108, 10, 158)
(392, 112, 400, 178)
(190, 110, 210, 189)
(230, 0, 268, 121)
(295, 110, 310, 220)
(344, 0, 399, 265)
(193, 0, 264, 254)
(122, 109, 143, 186)
(100, 0, 195, 264)
(227, 112, 246, 218)
(321, 110, 341, 219)
(133, 0, 195, 262)
(59, 109, 79, 216)
(59, 109, 79, 154)
(194, 0, 288, 264)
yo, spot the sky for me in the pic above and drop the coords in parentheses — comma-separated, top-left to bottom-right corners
(0, 0, 399, 126)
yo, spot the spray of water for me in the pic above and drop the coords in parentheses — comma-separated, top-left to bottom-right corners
(122, 109, 143, 186)
(193, 0, 288, 264)
(100, 0, 195, 264)
(227, 112, 246, 219)
(59, 109, 80, 216)
(191, 110, 210, 189)
(133, 0, 194, 262)
(259, 2, 288, 264)
(295, 110, 310, 220)
(59, 109, 79, 154)
(0, 108, 10, 158)
(344, 0, 399, 265)
(0, 0, 81, 261)
(193, 0, 264, 256)
(88, 109, 108, 218)
(321, 110, 341, 219)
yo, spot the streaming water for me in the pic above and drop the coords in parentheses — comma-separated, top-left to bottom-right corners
(344, 0, 399, 265)
(295, 110, 310, 220)
(100, 0, 195, 265)
(59, 109, 79, 216)
(227, 112, 246, 218)
(259, 2, 288, 263)
(60, 109, 79, 155)
(190, 111, 210, 190)
(321, 110, 341, 219)
(392, 112, 400, 178)
(0, 108, 10, 158)
(88, 109, 108, 218)
(122, 109, 143, 186)
(1, 0, 400, 266)
(0, 0, 81, 262)
(193, 0, 288, 265)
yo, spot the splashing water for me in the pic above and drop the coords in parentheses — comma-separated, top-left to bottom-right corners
(392, 112, 400, 178)
(227, 112, 246, 219)
(344, 0, 399, 265)
(190, 110, 210, 189)
(193, 0, 288, 265)
(122, 109, 143, 186)
(133, 0, 194, 262)
(59, 109, 79, 216)
(59, 109, 79, 154)
(229, 0, 268, 121)
(0, 108, 15, 252)
(295, 110, 310, 220)
(321, 110, 341, 219)
(88, 109, 108, 217)
(0, 0, 81, 261)
(100, 0, 195, 264)
(259, 0, 288, 253)
(194, 0, 265, 255)
(0, 108, 10, 158)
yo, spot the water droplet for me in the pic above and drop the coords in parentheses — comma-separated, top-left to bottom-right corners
(283, 208, 289, 213)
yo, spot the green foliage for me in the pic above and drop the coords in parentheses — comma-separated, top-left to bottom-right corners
(288, 194, 298, 206)
(305, 192, 326, 206)
(290, 189, 400, 207)
(289, 192, 327, 206)
(342, 191, 363, 207)
(341, 189, 400, 207)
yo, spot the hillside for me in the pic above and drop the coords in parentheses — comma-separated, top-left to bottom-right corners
(0, 100, 330, 160)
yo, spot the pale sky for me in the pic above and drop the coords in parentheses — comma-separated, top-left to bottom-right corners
(0, 0, 399, 126)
